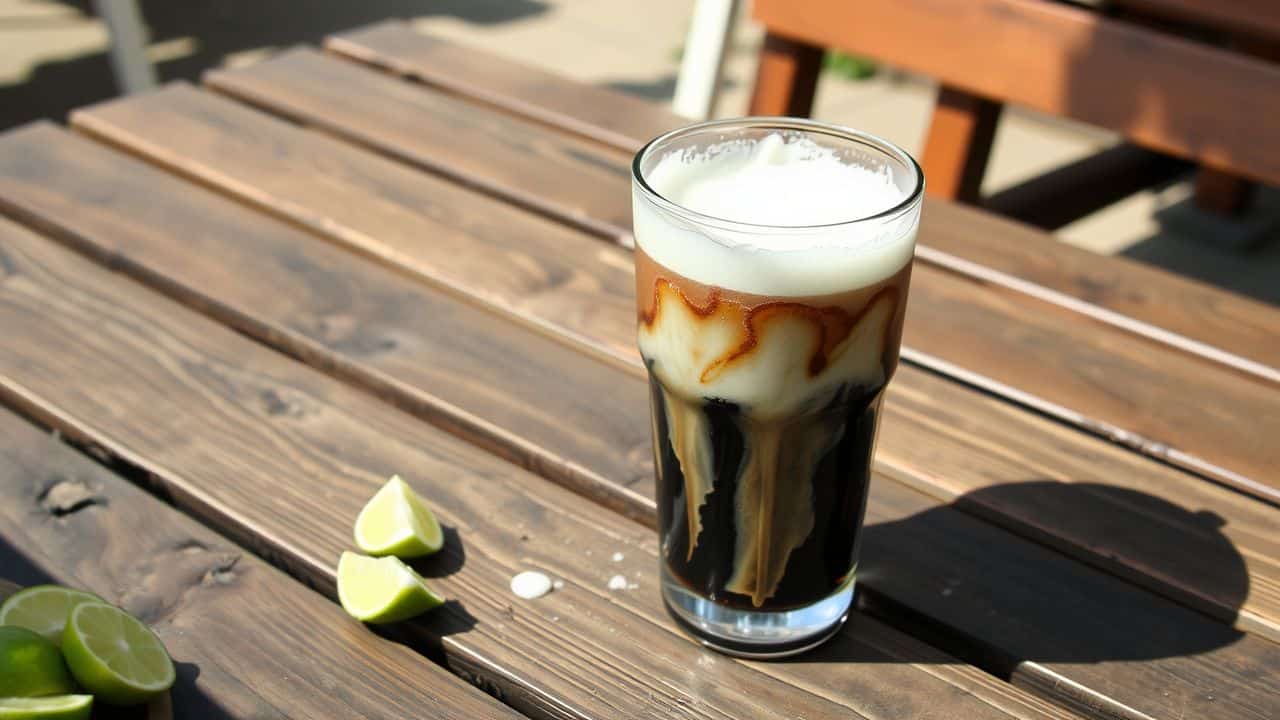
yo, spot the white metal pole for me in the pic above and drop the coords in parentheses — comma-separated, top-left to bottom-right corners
(93, 0, 157, 94)
(672, 0, 741, 120)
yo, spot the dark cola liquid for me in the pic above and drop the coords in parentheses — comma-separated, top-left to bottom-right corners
(649, 374, 881, 612)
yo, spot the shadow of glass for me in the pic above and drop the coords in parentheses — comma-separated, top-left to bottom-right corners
(806, 481, 1248, 670)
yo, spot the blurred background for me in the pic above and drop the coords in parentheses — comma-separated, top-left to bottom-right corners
(1, 0, 1276, 303)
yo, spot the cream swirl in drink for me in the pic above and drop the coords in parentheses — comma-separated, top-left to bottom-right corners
(634, 131, 918, 615)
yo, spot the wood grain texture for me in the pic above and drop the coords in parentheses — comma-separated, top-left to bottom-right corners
(0, 407, 520, 720)
(901, 263, 1280, 499)
(3, 122, 1277, 643)
(324, 21, 684, 154)
(204, 48, 633, 243)
(0, 122, 653, 523)
(0, 217, 1067, 720)
(0, 213, 1274, 720)
(752, 0, 1280, 186)
(66, 84, 1280, 501)
(68, 85, 638, 366)
(323, 22, 1280, 385)
(1, 132, 1277, 720)
(52, 93, 1280, 634)
(1, 122, 1099, 720)
(189, 56, 1280, 499)
(914, 202, 1280, 382)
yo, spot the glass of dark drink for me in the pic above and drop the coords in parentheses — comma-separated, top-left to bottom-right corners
(631, 118, 923, 657)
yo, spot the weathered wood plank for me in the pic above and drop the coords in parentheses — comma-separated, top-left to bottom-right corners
(0, 122, 1091, 720)
(52, 94, 1280, 634)
(6, 119, 1277, 642)
(0, 121, 652, 523)
(206, 48, 633, 243)
(325, 20, 684, 153)
(326, 21, 1280, 383)
(914, 202, 1280, 385)
(58, 83, 1280, 593)
(192, 58, 1280, 501)
(0, 126, 1276, 719)
(900, 263, 1280, 500)
(0, 216, 1067, 720)
(0, 407, 521, 720)
(70, 86, 636, 367)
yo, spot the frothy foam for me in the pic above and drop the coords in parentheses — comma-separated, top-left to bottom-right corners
(635, 132, 919, 297)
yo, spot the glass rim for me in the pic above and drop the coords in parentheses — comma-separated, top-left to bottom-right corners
(632, 116, 925, 233)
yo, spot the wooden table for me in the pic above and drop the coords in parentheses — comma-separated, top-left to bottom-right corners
(0, 20, 1277, 720)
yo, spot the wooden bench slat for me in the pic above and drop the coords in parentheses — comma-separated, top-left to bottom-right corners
(327, 21, 1280, 384)
(1, 126, 1276, 720)
(204, 47, 631, 243)
(918, 201, 1280, 380)
(326, 20, 685, 153)
(69, 84, 638, 366)
(0, 122, 1085, 720)
(0, 119, 652, 523)
(0, 407, 520, 720)
(902, 263, 1279, 497)
(68, 82, 1280, 503)
(6, 115, 1278, 643)
(0, 215, 1071, 720)
(2, 215, 1275, 720)
(52, 90, 1280, 637)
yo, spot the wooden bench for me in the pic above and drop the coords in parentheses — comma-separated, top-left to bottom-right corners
(1, 22, 1278, 720)
(748, 0, 1280, 217)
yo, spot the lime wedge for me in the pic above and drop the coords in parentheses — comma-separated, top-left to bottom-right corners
(0, 696, 93, 720)
(353, 475, 444, 558)
(0, 586, 104, 646)
(61, 604, 175, 706)
(0, 626, 75, 698)
(337, 551, 444, 623)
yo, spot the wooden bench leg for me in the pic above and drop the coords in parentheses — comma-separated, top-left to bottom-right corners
(749, 31, 823, 116)
(1194, 167, 1256, 216)
(922, 86, 1001, 203)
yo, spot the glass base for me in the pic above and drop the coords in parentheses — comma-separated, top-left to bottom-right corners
(661, 566, 853, 658)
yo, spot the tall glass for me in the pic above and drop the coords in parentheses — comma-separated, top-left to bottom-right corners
(631, 118, 923, 657)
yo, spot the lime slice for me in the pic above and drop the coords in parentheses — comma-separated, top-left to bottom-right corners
(60, 603, 175, 706)
(0, 586, 104, 646)
(353, 475, 444, 558)
(0, 696, 93, 720)
(337, 551, 444, 624)
(0, 626, 75, 698)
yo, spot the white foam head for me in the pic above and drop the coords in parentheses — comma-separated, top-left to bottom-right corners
(634, 131, 921, 296)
